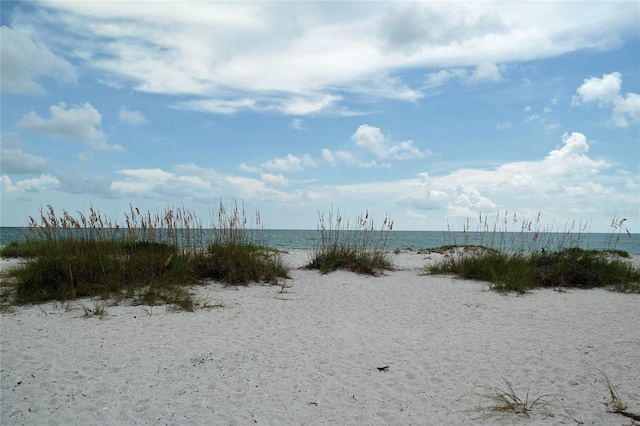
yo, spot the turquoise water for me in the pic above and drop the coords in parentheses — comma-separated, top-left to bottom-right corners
(1, 227, 638, 254)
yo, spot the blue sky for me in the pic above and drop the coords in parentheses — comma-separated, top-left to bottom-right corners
(1, 1, 639, 232)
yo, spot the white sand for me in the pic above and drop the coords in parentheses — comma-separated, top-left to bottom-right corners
(1, 251, 639, 425)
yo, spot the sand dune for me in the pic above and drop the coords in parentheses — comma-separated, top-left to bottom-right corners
(2, 251, 639, 425)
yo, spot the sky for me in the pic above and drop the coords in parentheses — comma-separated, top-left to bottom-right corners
(1, 1, 639, 233)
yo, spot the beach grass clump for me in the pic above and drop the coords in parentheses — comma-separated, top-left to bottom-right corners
(305, 208, 394, 275)
(191, 201, 290, 285)
(478, 375, 557, 417)
(1, 205, 202, 310)
(427, 247, 639, 293)
(0, 202, 290, 310)
(442, 211, 632, 254)
(475, 374, 578, 422)
(427, 214, 639, 293)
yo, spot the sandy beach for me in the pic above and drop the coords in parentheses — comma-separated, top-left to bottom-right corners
(1, 251, 639, 425)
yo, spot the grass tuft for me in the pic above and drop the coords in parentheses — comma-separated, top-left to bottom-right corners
(475, 374, 578, 422)
(593, 369, 640, 421)
(305, 208, 394, 275)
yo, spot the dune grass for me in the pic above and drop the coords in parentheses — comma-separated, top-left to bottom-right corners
(304, 208, 395, 275)
(0, 202, 290, 311)
(190, 202, 290, 285)
(475, 374, 565, 419)
(427, 214, 639, 293)
(594, 369, 640, 421)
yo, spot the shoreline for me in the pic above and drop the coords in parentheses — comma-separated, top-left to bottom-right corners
(1, 250, 639, 425)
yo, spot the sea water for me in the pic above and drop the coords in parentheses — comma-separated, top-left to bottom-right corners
(1, 227, 638, 254)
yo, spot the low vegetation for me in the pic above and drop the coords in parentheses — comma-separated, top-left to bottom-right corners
(0, 203, 290, 311)
(474, 370, 640, 422)
(304, 208, 395, 275)
(427, 214, 639, 293)
(475, 374, 567, 420)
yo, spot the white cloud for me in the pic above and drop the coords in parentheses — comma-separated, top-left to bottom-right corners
(321, 148, 336, 166)
(466, 62, 503, 85)
(0, 174, 59, 193)
(238, 163, 261, 174)
(313, 132, 615, 222)
(111, 168, 174, 194)
(173, 98, 258, 115)
(0, 133, 49, 174)
(277, 95, 342, 116)
(0, 147, 48, 174)
(424, 69, 461, 88)
(109, 164, 300, 203)
(260, 154, 316, 173)
(0, 26, 76, 94)
(14, 2, 637, 115)
(351, 124, 426, 160)
(573, 72, 640, 127)
(260, 173, 288, 187)
(15, 103, 123, 151)
(335, 151, 356, 164)
(118, 107, 148, 125)
(56, 174, 114, 195)
(425, 63, 503, 88)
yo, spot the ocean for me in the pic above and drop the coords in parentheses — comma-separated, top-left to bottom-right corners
(1, 227, 638, 254)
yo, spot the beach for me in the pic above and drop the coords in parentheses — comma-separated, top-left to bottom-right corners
(1, 251, 639, 425)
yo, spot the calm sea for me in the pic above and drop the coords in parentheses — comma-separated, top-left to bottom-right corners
(1, 227, 638, 254)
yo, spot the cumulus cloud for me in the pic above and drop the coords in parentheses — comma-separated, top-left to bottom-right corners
(0, 26, 77, 94)
(0, 174, 59, 193)
(56, 174, 115, 195)
(260, 173, 288, 187)
(109, 164, 300, 203)
(573, 72, 640, 127)
(313, 131, 616, 227)
(118, 107, 148, 125)
(467, 62, 503, 85)
(321, 148, 336, 166)
(351, 124, 426, 160)
(16, 103, 123, 151)
(260, 154, 316, 173)
(0, 146, 49, 174)
(0, 133, 48, 174)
